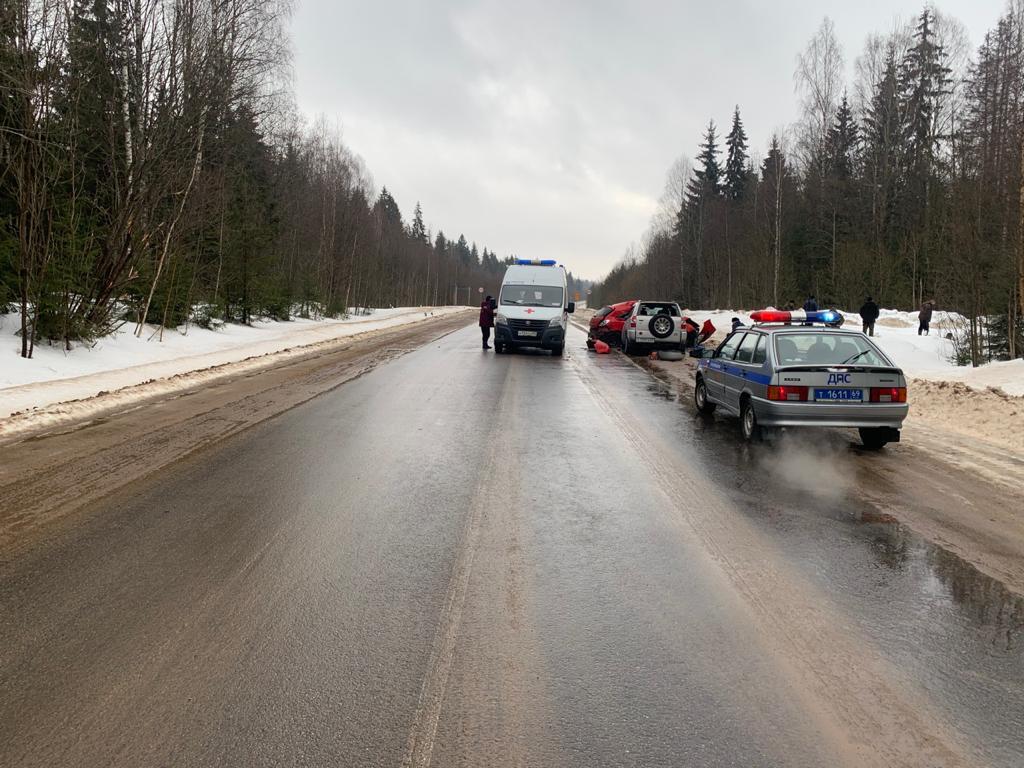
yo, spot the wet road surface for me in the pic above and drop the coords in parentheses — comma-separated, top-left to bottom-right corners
(1, 324, 1022, 767)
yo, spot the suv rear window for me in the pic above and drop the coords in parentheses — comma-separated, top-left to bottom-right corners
(774, 333, 889, 366)
(595, 306, 613, 318)
(637, 302, 679, 317)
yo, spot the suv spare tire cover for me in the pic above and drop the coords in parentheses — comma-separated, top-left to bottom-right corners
(649, 314, 676, 339)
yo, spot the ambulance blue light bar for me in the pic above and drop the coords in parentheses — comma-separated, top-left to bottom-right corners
(515, 259, 558, 266)
(750, 309, 844, 327)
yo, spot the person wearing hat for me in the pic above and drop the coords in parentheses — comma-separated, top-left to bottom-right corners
(479, 294, 495, 349)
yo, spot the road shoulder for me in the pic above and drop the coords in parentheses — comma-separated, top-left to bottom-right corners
(0, 311, 472, 559)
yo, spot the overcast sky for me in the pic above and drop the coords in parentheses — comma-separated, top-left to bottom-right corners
(290, 0, 1005, 280)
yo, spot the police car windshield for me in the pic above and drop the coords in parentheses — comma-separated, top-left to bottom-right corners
(500, 286, 563, 307)
(774, 333, 889, 366)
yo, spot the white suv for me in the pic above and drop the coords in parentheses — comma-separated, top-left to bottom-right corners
(621, 301, 686, 354)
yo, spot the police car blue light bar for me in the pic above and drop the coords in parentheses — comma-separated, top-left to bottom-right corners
(515, 259, 558, 266)
(750, 309, 844, 326)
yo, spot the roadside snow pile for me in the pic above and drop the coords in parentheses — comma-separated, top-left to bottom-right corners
(0, 307, 466, 419)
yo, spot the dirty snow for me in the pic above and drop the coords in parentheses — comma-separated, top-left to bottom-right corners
(0, 307, 467, 420)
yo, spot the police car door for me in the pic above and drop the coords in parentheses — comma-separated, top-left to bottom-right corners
(726, 332, 766, 408)
(707, 332, 743, 403)
(721, 332, 755, 410)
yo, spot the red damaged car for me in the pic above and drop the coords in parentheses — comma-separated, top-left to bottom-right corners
(587, 300, 637, 348)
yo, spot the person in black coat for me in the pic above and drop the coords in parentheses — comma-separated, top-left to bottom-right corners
(860, 296, 880, 336)
(803, 295, 818, 312)
(479, 296, 495, 349)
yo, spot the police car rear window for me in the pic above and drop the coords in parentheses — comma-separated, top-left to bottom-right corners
(774, 333, 888, 366)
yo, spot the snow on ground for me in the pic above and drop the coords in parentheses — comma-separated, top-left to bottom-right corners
(0, 307, 467, 420)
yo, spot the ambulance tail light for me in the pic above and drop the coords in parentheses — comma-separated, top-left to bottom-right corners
(767, 385, 808, 402)
(870, 387, 906, 403)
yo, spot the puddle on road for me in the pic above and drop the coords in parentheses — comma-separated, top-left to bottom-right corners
(577, 345, 1024, 764)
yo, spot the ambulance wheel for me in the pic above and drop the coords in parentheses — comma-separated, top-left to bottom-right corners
(695, 378, 716, 415)
(741, 399, 761, 442)
(859, 428, 889, 450)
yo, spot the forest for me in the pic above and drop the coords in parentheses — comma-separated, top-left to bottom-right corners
(592, 4, 1024, 365)
(1, 1, 593, 358)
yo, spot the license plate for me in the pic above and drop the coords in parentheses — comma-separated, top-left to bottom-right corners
(517, 330, 538, 337)
(814, 388, 862, 401)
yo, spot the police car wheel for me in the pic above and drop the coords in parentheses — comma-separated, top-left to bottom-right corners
(695, 378, 716, 414)
(741, 400, 761, 441)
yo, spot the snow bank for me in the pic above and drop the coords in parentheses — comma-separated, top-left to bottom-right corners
(688, 307, 1023, 397)
(0, 307, 467, 419)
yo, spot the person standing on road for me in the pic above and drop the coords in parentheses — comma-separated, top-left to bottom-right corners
(919, 300, 934, 336)
(860, 295, 880, 336)
(479, 295, 495, 349)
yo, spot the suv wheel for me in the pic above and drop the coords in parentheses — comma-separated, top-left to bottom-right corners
(649, 315, 676, 339)
(741, 399, 761, 442)
(622, 333, 632, 355)
(695, 377, 716, 414)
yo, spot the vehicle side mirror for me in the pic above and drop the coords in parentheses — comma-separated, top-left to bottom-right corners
(566, 301, 575, 313)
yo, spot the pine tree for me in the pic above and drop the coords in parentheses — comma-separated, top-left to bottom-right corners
(724, 107, 749, 200)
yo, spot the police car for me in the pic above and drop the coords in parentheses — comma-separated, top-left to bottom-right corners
(693, 309, 909, 449)
(621, 301, 687, 354)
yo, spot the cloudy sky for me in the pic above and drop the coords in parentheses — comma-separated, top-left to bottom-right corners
(290, 0, 1005, 280)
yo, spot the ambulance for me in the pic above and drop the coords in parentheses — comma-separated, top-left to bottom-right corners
(493, 259, 575, 355)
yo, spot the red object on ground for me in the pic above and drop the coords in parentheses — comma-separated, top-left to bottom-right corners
(594, 339, 610, 354)
(699, 319, 716, 343)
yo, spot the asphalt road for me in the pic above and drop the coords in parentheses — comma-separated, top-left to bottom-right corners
(1, 323, 1022, 767)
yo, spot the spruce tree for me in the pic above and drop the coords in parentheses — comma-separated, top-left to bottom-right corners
(827, 95, 858, 180)
(685, 120, 722, 206)
(724, 107, 749, 200)
(410, 201, 427, 244)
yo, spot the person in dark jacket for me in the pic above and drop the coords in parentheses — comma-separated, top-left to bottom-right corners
(860, 296, 880, 336)
(731, 317, 743, 332)
(803, 295, 818, 312)
(918, 300, 934, 336)
(479, 295, 495, 349)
